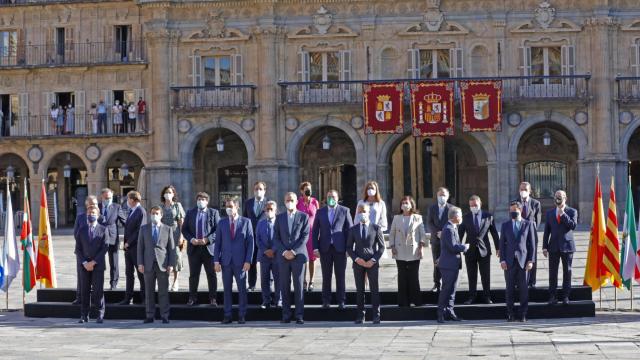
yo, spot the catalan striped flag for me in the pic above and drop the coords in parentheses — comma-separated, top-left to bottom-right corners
(602, 177, 622, 288)
(584, 172, 606, 291)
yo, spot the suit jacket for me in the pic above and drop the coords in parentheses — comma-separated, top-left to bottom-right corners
(137, 222, 176, 272)
(426, 203, 453, 245)
(182, 207, 220, 256)
(438, 222, 467, 270)
(98, 202, 121, 245)
(256, 218, 276, 262)
(214, 216, 254, 266)
(512, 197, 542, 227)
(542, 207, 578, 253)
(75, 222, 108, 271)
(346, 222, 385, 262)
(243, 197, 270, 231)
(499, 219, 535, 269)
(273, 210, 310, 262)
(388, 214, 428, 261)
(458, 211, 500, 258)
(312, 205, 353, 253)
(124, 205, 147, 249)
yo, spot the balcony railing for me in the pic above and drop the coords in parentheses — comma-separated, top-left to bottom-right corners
(0, 40, 145, 68)
(0, 0, 114, 6)
(0, 112, 149, 139)
(279, 75, 591, 106)
(171, 85, 257, 112)
(616, 76, 640, 103)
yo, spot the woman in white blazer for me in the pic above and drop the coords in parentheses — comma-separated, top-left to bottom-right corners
(389, 196, 428, 307)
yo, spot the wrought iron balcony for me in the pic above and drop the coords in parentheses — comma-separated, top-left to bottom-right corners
(616, 76, 640, 103)
(0, 40, 146, 68)
(171, 85, 257, 112)
(278, 75, 591, 106)
(0, 0, 113, 5)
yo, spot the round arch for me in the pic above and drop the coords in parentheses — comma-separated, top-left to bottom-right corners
(96, 145, 148, 173)
(620, 117, 640, 160)
(0, 151, 31, 170)
(40, 148, 91, 177)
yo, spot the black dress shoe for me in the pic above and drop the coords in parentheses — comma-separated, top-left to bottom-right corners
(281, 318, 291, 324)
(528, 284, 536, 289)
(338, 303, 346, 310)
(437, 315, 445, 324)
(210, 299, 218, 307)
(260, 303, 269, 309)
(448, 312, 461, 321)
(162, 318, 170, 324)
(78, 317, 88, 323)
(110, 284, 117, 290)
(430, 285, 440, 292)
(372, 316, 381, 324)
(143, 318, 154, 324)
(562, 297, 570, 305)
(238, 317, 246, 324)
(296, 319, 304, 325)
(118, 298, 132, 305)
(507, 314, 515, 322)
(321, 303, 330, 309)
(96, 318, 103, 324)
(483, 298, 493, 304)
(71, 299, 80, 305)
(221, 317, 232, 324)
(464, 298, 474, 305)
(187, 299, 197, 306)
(548, 297, 558, 305)
(354, 318, 363, 324)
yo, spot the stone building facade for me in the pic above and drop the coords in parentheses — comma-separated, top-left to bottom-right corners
(1, 0, 640, 226)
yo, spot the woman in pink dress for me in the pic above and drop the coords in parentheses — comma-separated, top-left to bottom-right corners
(297, 181, 319, 292)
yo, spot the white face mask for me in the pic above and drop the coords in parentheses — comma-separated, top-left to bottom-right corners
(437, 195, 448, 205)
(151, 214, 161, 224)
(254, 190, 265, 199)
(164, 193, 174, 201)
(401, 203, 412, 212)
(265, 210, 275, 219)
(196, 200, 207, 210)
(359, 213, 369, 224)
(104, 197, 112, 204)
(367, 188, 377, 197)
(285, 201, 296, 211)
(520, 190, 529, 199)
(470, 206, 480, 214)
(225, 207, 234, 217)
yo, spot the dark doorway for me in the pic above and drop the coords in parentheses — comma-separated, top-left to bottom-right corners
(217, 165, 248, 211)
(115, 25, 131, 61)
(56, 92, 74, 108)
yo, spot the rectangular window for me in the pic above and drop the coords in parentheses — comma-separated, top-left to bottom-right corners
(419, 49, 451, 79)
(203, 56, 232, 86)
(0, 31, 18, 65)
(115, 25, 132, 61)
(309, 51, 339, 89)
(531, 46, 562, 84)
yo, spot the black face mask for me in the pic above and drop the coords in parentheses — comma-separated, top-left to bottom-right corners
(554, 197, 563, 205)
(304, 189, 312, 197)
(510, 211, 520, 220)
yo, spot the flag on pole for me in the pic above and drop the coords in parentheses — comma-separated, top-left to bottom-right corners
(21, 179, 36, 293)
(602, 177, 622, 288)
(621, 177, 640, 289)
(36, 180, 56, 288)
(1, 181, 20, 292)
(584, 172, 606, 291)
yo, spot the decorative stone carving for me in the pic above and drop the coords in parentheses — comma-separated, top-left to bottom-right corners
(574, 111, 588, 125)
(507, 112, 522, 127)
(534, 1, 556, 29)
(510, 1, 581, 33)
(398, 1, 469, 36)
(188, 12, 250, 41)
(423, 8, 444, 32)
(285, 117, 299, 131)
(0, 14, 15, 26)
(620, 111, 634, 125)
(58, 9, 72, 23)
(313, 6, 333, 35)
(351, 116, 364, 129)
(241, 118, 255, 132)
(178, 119, 192, 133)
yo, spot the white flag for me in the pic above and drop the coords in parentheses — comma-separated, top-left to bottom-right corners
(1, 182, 20, 292)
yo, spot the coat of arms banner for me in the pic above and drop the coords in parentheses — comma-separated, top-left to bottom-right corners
(410, 81, 455, 136)
(459, 80, 502, 132)
(363, 82, 404, 134)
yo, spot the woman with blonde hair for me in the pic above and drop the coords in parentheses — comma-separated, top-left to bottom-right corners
(356, 180, 388, 231)
(297, 181, 320, 291)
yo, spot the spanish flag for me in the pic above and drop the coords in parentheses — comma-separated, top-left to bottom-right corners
(21, 178, 36, 293)
(602, 177, 622, 288)
(584, 173, 606, 291)
(36, 180, 57, 288)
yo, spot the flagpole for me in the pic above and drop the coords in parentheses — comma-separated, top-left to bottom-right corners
(614, 287, 617, 310)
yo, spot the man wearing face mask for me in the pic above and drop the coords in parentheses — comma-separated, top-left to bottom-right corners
(273, 192, 310, 324)
(137, 206, 175, 324)
(347, 204, 385, 324)
(182, 192, 221, 306)
(214, 197, 254, 324)
(256, 201, 281, 308)
(426, 187, 453, 292)
(118, 191, 147, 305)
(436, 207, 469, 323)
(499, 201, 535, 322)
(75, 205, 107, 324)
(543, 190, 578, 306)
(513, 182, 541, 288)
(73, 195, 100, 305)
(243, 181, 270, 292)
(312, 190, 353, 309)
(458, 195, 500, 304)
(99, 188, 122, 290)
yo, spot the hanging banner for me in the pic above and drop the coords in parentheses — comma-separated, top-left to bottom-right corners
(363, 82, 404, 134)
(460, 80, 502, 132)
(410, 81, 455, 136)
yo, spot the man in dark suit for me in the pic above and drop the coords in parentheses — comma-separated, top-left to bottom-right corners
(273, 192, 310, 324)
(500, 201, 535, 322)
(458, 195, 500, 304)
(312, 190, 353, 308)
(543, 190, 578, 305)
(214, 197, 254, 324)
(137, 206, 176, 324)
(347, 203, 385, 324)
(182, 192, 220, 306)
(73, 195, 99, 305)
(513, 181, 542, 288)
(119, 191, 147, 305)
(75, 205, 108, 324)
(256, 201, 280, 308)
(243, 181, 269, 291)
(426, 187, 454, 292)
(436, 206, 469, 323)
(99, 188, 122, 290)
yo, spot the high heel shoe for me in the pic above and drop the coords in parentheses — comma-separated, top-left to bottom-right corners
(308, 282, 314, 292)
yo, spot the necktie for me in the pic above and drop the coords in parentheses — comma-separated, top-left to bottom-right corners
(513, 221, 517, 235)
(254, 200, 261, 217)
(152, 226, 159, 245)
(361, 224, 366, 240)
(196, 212, 204, 239)
(102, 205, 108, 218)
(522, 202, 528, 218)
(474, 214, 479, 232)
(557, 210, 561, 224)
(89, 225, 94, 240)
(267, 221, 273, 241)
(329, 208, 335, 224)
(230, 219, 236, 239)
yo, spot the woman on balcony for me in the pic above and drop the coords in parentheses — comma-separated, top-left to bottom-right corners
(65, 104, 75, 135)
(112, 100, 123, 134)
(50, 104, 59, 135)
(55, 105, 64, 135)
(297, 181, 319, 292)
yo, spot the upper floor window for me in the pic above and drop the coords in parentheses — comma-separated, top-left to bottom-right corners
(203, 56, 232, 87)
(631, 40, 640, 76)
(408, 48, 463, 79)
(0, 31, 18, 65)
(520, 45, 574, 84)
(297, 49, 351, 86)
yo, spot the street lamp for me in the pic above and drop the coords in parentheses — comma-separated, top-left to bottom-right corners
(543, 130, 551, 146)
(424, 138, 433, 153)
(121, 163, 129, 177)
(6, 165, 15, 181)
(322, 129, 331, 151)
(216, 134, 225, 152)
(63, 164, 71, 178)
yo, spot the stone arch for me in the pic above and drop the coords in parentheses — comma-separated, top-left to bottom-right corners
(620, 117, 640, 160)
(96, 145, 148, 174)
(40, 149, 91, 176)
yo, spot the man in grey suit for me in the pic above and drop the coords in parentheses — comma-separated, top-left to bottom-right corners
(437, 206, 469, 323)
(99, 188, 122, 290)
(137, 206, 176, 324)
(426, 187, 454, 292)
(513, 181, 541, 288)
(273, 192, 310, 325)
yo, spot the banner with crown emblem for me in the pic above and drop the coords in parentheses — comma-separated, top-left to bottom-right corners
(459, 80, 502, 132)
(410, 81, 455, 136)
(363, 82, 404, 134)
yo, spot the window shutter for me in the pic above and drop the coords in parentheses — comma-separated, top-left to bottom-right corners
(407, 48, 419, 79)
(297, 51, 310, 82)
(75, 90, 85, 131)
(18, 93, 28, 134)
(134, 88, 145, 101)
(561, 45, 575, 86)
(104, 25, 114, 58)
(190, 53, 202, 86)
(632, 43, 640, 76)
(102, 90, 113, 107)
(519, 46, 531, 76)
(450, 47, 463, 78)
(233, 54, 243, 85)
(16, 29, 24, 64)
(42, 92, 55, 135)
(339, 50, 352, 81)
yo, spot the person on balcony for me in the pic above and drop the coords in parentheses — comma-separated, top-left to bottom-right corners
(89, 103, 98, 134)
(128, 102, 137, 133)
(97, 100, 107, 134)
(65, 104, 75, 135)
(49, 104, 59, 135)
(137, 97, 147, 132)
(56, 105, 64, 135)
(112, 100, 123, 134)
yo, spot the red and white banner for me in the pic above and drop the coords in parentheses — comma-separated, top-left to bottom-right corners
(410, 81, 455, 136)
(460, 80, 502, 132)
(363, 82, 404, 134)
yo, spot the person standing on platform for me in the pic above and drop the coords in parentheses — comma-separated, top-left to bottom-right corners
(389, 196, 428, 307)
(273, 192, 310, 324)
(243, 181, 269, 292)
(75, 205, 107, 324)
(138, 206, 176, 324)
(426, 187, 454, 292)
(297, 181, 319, 292)
(312, 190, 353, 309)
(256, 201, 281, 308)
(214, 198, 254, 324)
(514, 181, 541, 288)
(118, 191, 147, 305)
(182, 192, 220, 306)
(458, 195, 500, 304)
(159, 186, 185, 292)
(99, 188, 122, 290)
(436, 206, 469, 323)
(500, 201, 535, 322)
(73, 195, 99, 305)
(543, 190, 578, 306)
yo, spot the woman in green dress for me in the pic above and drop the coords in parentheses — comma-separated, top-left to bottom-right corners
(159, 185, 186, 291)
